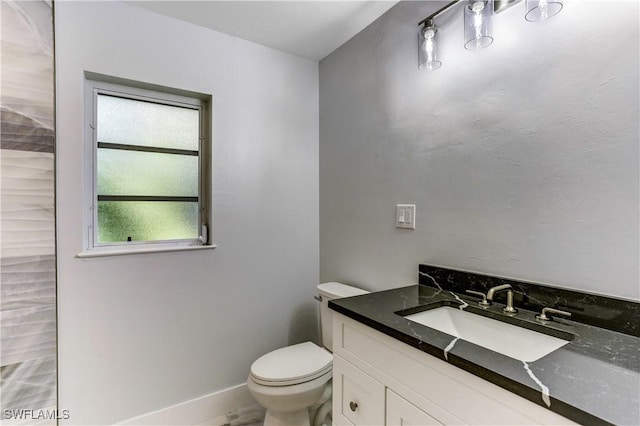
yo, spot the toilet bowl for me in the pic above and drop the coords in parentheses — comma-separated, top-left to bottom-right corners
(247, 283, 369, 426)
(247, 342, 333, 425)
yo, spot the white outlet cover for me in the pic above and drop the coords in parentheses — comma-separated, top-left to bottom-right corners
(396, 204, 416, 229)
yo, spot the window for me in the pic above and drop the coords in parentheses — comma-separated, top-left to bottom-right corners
(84, 77, 211, 254)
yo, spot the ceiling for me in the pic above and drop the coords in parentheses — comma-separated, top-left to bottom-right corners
(128, 1, 399, 61)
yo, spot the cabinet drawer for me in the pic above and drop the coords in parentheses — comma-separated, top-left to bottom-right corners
(334, 313, 577, 425)
(333, 354, 385, 426)
(387, 389, 443, 426)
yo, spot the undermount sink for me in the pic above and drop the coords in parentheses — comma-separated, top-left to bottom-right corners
(404, 306, 571, 362)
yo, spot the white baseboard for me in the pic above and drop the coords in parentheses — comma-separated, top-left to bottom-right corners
(118, 383, 256, 425)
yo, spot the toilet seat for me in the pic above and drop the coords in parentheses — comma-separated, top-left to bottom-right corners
(247, 368, 332, 415)
(250, 342, 332, 387)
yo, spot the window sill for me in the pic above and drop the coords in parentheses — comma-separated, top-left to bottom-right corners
(76, 244, 217, 258)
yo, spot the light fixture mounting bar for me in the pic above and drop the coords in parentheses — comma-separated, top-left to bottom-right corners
(494, 0, 523, 14)
(418, 0, 462, 26)
(419, 0, 525, 26)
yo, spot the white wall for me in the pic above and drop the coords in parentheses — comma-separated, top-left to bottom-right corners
(55, 2, 318, 424)
(319, 1, 639, 300)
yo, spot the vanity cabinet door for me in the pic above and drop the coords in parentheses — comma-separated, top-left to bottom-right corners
(386, 389, 443, 426)
(332, 354, 385, 426)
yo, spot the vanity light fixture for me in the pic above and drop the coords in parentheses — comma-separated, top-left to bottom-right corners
(418, 0, 563, 70)
(464, 1, 493, 50)
(525, 0, 563, 22)
(418, 19, 442, 71)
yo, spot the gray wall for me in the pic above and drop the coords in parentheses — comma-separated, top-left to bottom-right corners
(320, 1, 639, 300)
(1, 1, 56, 422)
(55, 2, 318, 423)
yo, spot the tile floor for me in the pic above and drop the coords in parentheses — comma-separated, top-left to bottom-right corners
(200, 404, 266, 426)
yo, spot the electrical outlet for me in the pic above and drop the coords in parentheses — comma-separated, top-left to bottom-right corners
(396, 204, 416, 229)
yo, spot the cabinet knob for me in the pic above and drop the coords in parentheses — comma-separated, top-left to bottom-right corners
(349, 401, 358, 412)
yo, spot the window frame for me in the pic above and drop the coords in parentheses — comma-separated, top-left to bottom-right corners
(82, 76, 213, 256)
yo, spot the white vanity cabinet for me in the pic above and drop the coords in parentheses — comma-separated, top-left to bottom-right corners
(332, 313, 577, 426)
(386, 389, 442, 426)
(332, 355, 385, 425)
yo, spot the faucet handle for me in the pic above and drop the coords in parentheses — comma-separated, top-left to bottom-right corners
(536, 307, 572, 322)
(465, 290, 491, 306)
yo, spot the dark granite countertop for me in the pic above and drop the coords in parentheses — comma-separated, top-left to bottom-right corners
(329, 284, 640, 425)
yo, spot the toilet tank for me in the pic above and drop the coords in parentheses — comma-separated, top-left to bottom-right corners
(317, 282, 369, 352)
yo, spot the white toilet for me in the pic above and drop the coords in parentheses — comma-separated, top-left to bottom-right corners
(247, 282, 369, 426)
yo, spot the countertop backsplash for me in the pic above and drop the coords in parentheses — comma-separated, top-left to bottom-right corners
(418, 264, 640, 337)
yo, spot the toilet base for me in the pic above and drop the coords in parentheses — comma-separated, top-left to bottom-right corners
(248, 373, 332, 426)
(311, 400, 332, 426)
(264, 408, 310, 426)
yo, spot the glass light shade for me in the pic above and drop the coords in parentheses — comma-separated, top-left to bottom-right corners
(418, 26, 442, 71)
(464, 0, 494, 50)
(525, 0, 563, 22)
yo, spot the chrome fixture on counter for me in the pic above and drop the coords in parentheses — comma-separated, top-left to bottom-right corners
(486, 284, 517, 314)
(466, 290, 491, 307)
(418, 0, 563, 71)
(536, 307, 572, 322)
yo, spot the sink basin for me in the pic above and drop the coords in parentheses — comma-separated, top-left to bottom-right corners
(404, 306, 570, 362)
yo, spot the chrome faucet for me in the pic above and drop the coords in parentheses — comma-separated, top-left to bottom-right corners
(465, 290, 491, 307)
(536, 307, 571, 322)
(486, 284, 517, 314)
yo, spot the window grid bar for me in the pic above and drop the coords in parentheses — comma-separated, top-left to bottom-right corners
(97, 142, 199, 156)
(98, 92, 201, 111)
(98, 195, 199, 202)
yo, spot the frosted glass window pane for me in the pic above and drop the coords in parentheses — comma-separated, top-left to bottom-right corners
(97, 94, 199, 151)
(97, 149, 198, 196)
(97, 201, 198, 243)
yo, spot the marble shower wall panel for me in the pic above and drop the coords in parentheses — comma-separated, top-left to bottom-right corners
(1, 150, 55, 259)
(0, 0, 56, 422)
(1, 255, 56, 310)
(1, 356, 57, 411)
(1, 305, 56, 366)
(1, 0, 55, 138)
